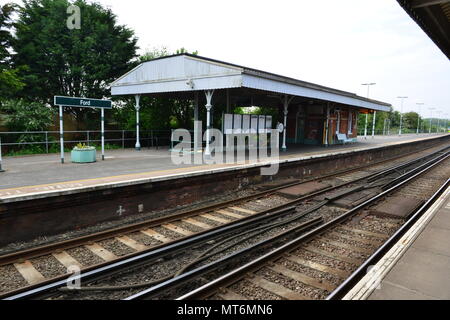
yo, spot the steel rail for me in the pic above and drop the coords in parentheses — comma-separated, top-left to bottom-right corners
(3, 143, 445, 266)
(172, 151, 450, 300)
(2, 146, 448, 300)
(4, 217, 323, 300)
(326, 177, 450, 300)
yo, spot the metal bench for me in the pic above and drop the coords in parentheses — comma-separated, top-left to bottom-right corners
(336, 133, 354, 144)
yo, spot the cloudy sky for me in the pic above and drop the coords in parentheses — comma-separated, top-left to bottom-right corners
(9, 0, 450, 118)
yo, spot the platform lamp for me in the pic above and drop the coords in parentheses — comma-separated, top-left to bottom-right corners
(397, 96, 408, 135)
(444, 113, 449, 133)
(436, 110, 441, 133)
(445, 113, 449, 133)
(416, 103, 424, 134)
(361, 83, 376, 139)
(428, 107, 435, 134)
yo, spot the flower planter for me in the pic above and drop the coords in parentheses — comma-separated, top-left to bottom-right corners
(71, 147, 96, 163)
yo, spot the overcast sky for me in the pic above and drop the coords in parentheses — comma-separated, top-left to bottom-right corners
(8, 0, 450, 118)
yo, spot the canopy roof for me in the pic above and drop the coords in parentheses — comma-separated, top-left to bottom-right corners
(397, 0, 450, 60)
(111, 54, 391, 112)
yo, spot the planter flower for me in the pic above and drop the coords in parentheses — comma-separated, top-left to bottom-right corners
(71, 143, 96, 163)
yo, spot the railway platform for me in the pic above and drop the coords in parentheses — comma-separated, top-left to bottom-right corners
(344, 183, 450, 300)
(0, 133, 447, 201)
(0, 133, 448, 246)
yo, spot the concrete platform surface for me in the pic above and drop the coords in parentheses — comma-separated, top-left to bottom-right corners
(0, 133, 447, 201)
(366, 184, 450, 300)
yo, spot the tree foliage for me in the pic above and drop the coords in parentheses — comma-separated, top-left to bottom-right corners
(13, 0, 138, 126)
(2, 99, 55, 132)
(0, 3, 24, 100)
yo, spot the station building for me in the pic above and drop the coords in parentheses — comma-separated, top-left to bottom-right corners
(110, 54, 391, 150)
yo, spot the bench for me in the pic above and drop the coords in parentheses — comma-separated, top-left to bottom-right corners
(336, 133, 354, 144)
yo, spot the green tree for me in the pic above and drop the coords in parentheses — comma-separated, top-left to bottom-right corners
(113, 47, 199, 131)
(0, 3, 25, 101)
(13, 0, 138, 128)
(2, 99, 55, 132)
(403, 112, 419, 131)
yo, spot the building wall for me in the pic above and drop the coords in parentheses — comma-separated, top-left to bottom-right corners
(286, 105, 358, 146)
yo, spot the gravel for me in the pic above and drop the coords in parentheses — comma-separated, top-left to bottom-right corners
(292, 249, 356, 273)
(356, 216, 400, 235)
(192, 215, 222, 227)
(127, 231, 163, 246)
(230, 279, 282, 300)
(172, 220, 204, 233)
(276, 256, 341, 285)
(0, 265, 28, 294)
(60, 247, 208, 300)
(307, 239, 369, 260)
(153, 226, 184, 239)
(97, 239, 135, 256)
(31, 255, 67, 278)
(255, 267, 327, 299)
(65, 247, 104, 266)
(322, 233, 378, 250)
(333, 227, 384, 243)
(207, 211, 237, 221)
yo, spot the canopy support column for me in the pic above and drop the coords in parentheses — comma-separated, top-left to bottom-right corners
(226, 89, 230, 113)
(135, 94, 141, 151)
(324, 104, 330, 147)
(282, 95, 291, 152)
(364, 113, 368, 139)
(194, 92, 199, 153)
(204, 90, 214, 157)
(371, 111, 376, 138)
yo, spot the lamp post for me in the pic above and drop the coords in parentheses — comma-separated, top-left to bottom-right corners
(444, 113, 449, 133)
(428, 107, 435, 134)
(361, 83, 376, 139)
(436, 110, 442, 133)
(397, 96, 408, 135)
(416, 103, 424, 134)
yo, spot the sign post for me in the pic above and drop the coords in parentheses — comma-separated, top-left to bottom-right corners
(54, 96, 112, 163)
(101, 108, 105, 160)
(0, 137, 4, 172)
(59, 105, 64, 163)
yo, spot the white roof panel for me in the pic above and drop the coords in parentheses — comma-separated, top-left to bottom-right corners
(111, 54, 391, 112)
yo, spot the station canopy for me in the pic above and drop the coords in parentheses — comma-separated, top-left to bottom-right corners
(110, 54, 391, 112)
(397, 0, 450, 60)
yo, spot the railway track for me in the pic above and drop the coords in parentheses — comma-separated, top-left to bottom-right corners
(167, 152, 450, 300)
(1, 142, 449, 299)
